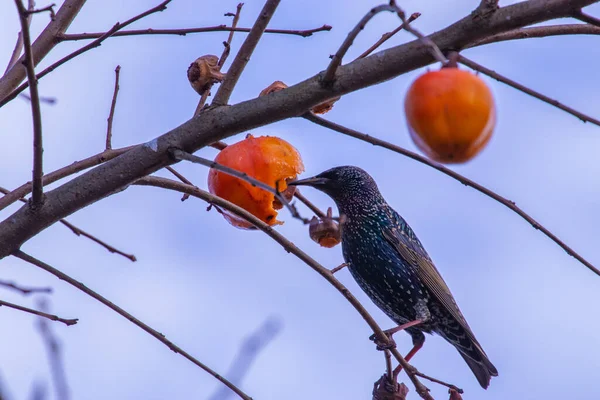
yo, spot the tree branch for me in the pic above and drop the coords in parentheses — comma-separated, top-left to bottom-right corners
(14, 0, 44, 208)
(572, 9, 600, 27)
(212, 0, 281, 106)
(0, 0, 597, 259)
(0, 0, 172, 108)
(458, 54, 600, 127)
(356, 12, 421, 60)
(4, 0, 34, 74)
(58, 25, 332, 41)
(0, 0, 86, 99)
(302, 112, 599, 277)
(134, 176, 434, 399)
(106, 65, 121, 151)
(12, 250, 252, 400)
(468, 24, 600, 47)
(0, 280, 52, 295)
(0, 298, 77, 326)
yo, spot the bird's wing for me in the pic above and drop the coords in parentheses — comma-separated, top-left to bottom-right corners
(381, 224, 479, 345)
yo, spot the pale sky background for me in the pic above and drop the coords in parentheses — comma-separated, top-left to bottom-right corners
(1, 1, 600, 399)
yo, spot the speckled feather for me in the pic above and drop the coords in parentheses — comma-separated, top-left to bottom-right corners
(291, 166, 497, 389)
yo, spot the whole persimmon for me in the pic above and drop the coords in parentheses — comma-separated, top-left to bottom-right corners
(208, 135, 304, 229)
(404, 67, 496, 163)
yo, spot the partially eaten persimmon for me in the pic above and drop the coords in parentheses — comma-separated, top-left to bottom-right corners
(207, 135, 304, 229)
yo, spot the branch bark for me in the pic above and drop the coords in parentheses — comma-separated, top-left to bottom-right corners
(0, 0, 596, 259)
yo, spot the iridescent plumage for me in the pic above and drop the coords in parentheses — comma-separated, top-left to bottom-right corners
(290, 166, 497, 388)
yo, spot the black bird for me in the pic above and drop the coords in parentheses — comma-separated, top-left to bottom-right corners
(289, 166, 497, 389)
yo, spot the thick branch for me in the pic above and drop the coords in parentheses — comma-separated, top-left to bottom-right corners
(14, 0, 44, 207)
(0, 0, 86, 99)
(13, 250, 251, 400)
(212, 0, 281, 105)
(0, 298, 77, 326)
(303, 113, 599, 277)
(0, 0, 597, 260)
(58, 25, 332, 41)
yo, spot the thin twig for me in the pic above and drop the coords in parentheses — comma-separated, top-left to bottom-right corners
(303, 112, 599, 277)
(355, 12, 420, 60)
(36, 299, 71, 400)
(0, 280, 52, 295)
(458, 54, 600, 127)
(12, 250, 252, 400)
(330, 262, 349, 274)
(0, 0, 172, 108)
(169, 149, 308, 223)
(572, 9, 600, 27)
(0, 298, 77, 326)
(293, 189, 327, 219)
(165, 166, 195, 201)
(195, 3, 244, 115)
(413, 370, 462, 393)
(4, 0, 34, 74)
(323, 4, 397, 84)
(212, 0, 281, 106)
(58, 24, 332, 41)
(0, 186, 136, 261)
(389, 2, 447, 64)
(208, 317, 282, 400)
(467, 24, 600, 47)
(105, 65, 121, 150)
(134, 176, 434, 399)
(14, 0, 44, 208)
(0, 146, 133, 212)
(26, 4, 56, 19)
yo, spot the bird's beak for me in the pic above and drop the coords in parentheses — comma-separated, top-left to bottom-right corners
(288, 176, 329, 187)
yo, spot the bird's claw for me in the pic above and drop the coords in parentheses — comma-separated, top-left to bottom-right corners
(370, 332, 397, 351)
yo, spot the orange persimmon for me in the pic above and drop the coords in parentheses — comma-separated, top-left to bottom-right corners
(208, 135, 304, 229)
(404, 68, 496, 163)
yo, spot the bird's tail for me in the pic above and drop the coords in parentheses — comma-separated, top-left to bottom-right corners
(438, 322, 498, 389)
(457, 348, 498, 389)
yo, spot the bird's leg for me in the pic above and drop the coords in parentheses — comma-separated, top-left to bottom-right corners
(369, 319, 423, 350)
(392, 340, 424, 379)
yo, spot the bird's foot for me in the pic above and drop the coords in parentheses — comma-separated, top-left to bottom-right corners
(369, 332, 397, 351)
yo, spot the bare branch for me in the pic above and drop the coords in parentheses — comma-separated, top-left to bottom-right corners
(0, 186, 136, 261)
(208, 317, 282, 400)
(0, 146, 133, 212)
(212, 0, 281, 106)
(293, 189, 327, 219)
(468, 24, 600, 47)
(194, 3, 244, 115)
(14, 0, 44, 207)
(26, 3, 56, 19)
(0, 0, 172, 108)
(572, 9, 600, 27)
(303, 112, 600, 277)
(0, 0, 597, 259)
(105, 65, 121, 150)
(323, 4, 397, 84)
(330, 262, 348, 274)
(13, 250, 252, 400)
(165, 166, 195, 201)
(356, 12, 421, 60)
(134, 176, 433, 398)
(4, 0, 34, 74)
(0, 298, 77, 326)
(458, 54, 600, 127)
(0, 280, 52, 295)
(0, 0, 86, 100)
(36, 299, 71, 400)
(58, 24, 332, 41)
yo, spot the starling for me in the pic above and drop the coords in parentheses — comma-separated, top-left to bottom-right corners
(289, 166, 497, 388)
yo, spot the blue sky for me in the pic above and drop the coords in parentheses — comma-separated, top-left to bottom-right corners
(1, 1, 600, 399)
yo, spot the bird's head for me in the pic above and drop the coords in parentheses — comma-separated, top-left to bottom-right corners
(289, 166, 383, 206)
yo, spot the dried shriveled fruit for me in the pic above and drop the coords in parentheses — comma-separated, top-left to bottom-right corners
(309, 208, 341, 248)
(187, 55, 226, 94)
(208, 135, 304, 229)
(404, 67, 496, 163)
(259, 80, 339, 114)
